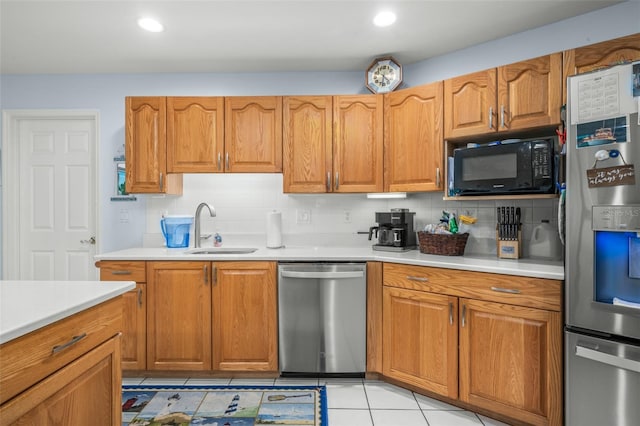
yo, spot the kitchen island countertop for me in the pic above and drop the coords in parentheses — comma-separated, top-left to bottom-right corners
(95, 246, 564, 280)
(0, 280, 135, 345)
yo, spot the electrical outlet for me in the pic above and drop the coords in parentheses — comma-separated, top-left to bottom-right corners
(296, 209, 311, 224)
(343, 210, 352, 223)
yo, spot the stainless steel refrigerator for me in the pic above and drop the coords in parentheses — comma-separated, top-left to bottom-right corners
(565, 62, 640, 425)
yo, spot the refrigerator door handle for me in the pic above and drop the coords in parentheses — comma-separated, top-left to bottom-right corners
(576, 343, 640, 373)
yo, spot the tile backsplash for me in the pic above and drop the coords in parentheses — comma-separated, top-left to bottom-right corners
(145, 174, 561, 258)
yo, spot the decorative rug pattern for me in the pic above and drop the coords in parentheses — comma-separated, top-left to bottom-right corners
(122, 384, 327, 426)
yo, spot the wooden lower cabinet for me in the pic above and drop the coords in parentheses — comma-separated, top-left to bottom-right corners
(98, 260, 147, 370)
(1, 336, 122, 426)
(212, 262, 278, 371)
(383, 286, 458, 399)
(459, 298, 562, 426)
(146, 261, 212, 371)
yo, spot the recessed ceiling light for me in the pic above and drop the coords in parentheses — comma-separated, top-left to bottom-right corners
(137, 17, 164, 33)
(373, 11, 396, 27)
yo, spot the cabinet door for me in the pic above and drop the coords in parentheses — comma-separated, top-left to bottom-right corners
(147, 261, 212, 371)
(384, 82, 443, 192)
(283, 96, 333, 193)
(225, 96, 283, 173)
(333, 95, 384, 193)
(383, 286, 458, 399)
(167, 97, 224, 173)
(212, 262, 278, 371)
(570, 33, 640, 75)
(126, 96, 181, 194)
(497, 53, 562, 131)
(0, 336, 121, 426)
(98, 261, 146, 371)
(459, 298, 562, 426)
(121, 284, 146, 370)
(444, 69, 497, 138)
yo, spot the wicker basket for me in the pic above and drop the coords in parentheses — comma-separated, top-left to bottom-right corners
(417, 231, 469, 256)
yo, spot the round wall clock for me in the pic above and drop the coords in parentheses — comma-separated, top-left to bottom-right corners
(366, 56, 402, 94)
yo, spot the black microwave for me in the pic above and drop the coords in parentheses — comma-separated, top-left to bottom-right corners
(452, 137, 555, 196)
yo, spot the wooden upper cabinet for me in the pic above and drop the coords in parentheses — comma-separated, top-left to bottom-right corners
(459, 298, 562, 426)
(125, 96, 182, 194)
(333, 95, 384, 193)
(444, 69, 497, 138)
(384, 82, 444, 192)
(444, 53, 562, 138)
(383, 286, 458, 399)
(283, 96, 333, 193)
(167, 97, 224, 173)
(567, 33, 640, 76)
(498, 53, 562, 131)
(212, 262, 278, 372)
(225, 96, 283, 173)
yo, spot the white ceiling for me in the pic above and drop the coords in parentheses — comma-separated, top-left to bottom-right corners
(0, 0, 623, 75)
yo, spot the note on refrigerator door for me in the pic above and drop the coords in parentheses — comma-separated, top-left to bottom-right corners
(630, 236, 640, 279)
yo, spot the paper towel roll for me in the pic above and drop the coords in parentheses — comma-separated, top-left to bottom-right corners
(266, 211, 283, 248)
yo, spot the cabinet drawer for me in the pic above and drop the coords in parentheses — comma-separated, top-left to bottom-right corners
(383, 263, 561, 311)
(98, 261, 146, 282)
(0, 297, 122, 405)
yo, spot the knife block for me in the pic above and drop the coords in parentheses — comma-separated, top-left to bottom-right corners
(496, 227, 522, 259)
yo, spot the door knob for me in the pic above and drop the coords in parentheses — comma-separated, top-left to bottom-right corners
(80, 236, 96, 245)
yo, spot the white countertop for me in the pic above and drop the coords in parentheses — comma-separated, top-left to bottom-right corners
(0, 280, 135, 345)
(95, 245, 564, 280)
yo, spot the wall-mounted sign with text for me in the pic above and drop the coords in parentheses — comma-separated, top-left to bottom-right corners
(587, 164, 635, 188)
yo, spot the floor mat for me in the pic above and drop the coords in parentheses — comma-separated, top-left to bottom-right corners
(122, 384, 327, 425)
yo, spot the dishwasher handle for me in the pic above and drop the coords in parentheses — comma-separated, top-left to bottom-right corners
(280, 270, 364, 279)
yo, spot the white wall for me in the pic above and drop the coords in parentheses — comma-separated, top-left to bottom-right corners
(0, 1, 637, 259)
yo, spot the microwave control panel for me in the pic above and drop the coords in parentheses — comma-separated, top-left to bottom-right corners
(532, 142, 552, 180)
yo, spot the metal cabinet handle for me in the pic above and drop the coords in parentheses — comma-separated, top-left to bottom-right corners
(204, 264, 208, 285)
(217, 152, 222, 171)
(491, 286, 521, 294)
(159, 172, 164, 191)
(335, 172, 339, 190)
(461, 304, 467, 327)
(110, 270, 132, 276)
(52, 333, 87, 354)
(449, 302, 453, 325)
(576, 343, 640, 373)
(436, 168, 441, 187)
(225, 152, 229, 170)
(326, 172, 331, 192)
(137, 287, 143, 307)
(407, 275, 428, 282)
(212, 265, 217, 284)
(500, 105, 506, 128)
(488, 107, 494, 130)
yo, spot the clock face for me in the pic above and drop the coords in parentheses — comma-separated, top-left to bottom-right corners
(366, 57, 402, 94)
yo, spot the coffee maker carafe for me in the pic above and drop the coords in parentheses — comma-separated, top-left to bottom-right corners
(368, 208, 417, 252)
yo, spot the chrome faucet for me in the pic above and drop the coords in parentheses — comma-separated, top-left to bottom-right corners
(194, 202, 216, 248)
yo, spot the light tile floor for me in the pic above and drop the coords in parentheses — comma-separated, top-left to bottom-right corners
(122, 376, 513, 426)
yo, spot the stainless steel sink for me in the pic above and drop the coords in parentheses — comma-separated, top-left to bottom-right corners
(185, 247, 258, 255)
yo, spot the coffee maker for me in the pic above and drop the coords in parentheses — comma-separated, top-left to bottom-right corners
(368, 208, 417, 251)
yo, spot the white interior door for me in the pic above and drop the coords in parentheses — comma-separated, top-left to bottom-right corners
(3, 111, 99, 280)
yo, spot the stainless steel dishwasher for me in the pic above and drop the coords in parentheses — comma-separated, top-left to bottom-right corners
(278, 262, 366, 376)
